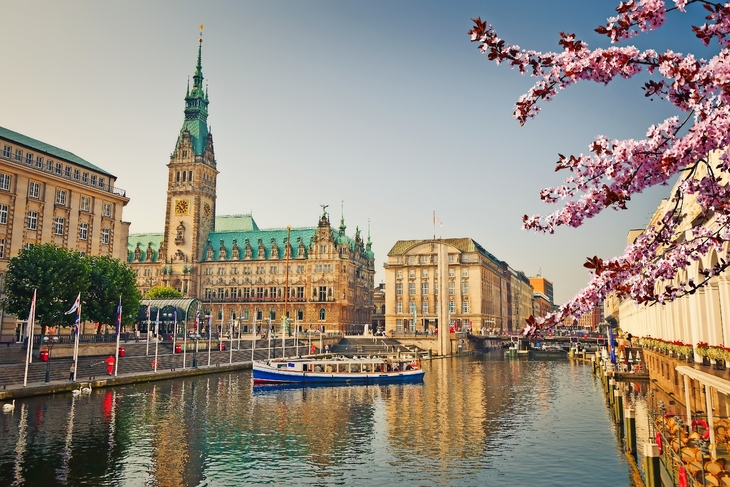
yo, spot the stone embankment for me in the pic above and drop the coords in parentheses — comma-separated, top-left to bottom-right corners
(0, 336, 336, 400)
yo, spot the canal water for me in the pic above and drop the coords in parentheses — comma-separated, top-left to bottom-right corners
(0, 352, 646, 486)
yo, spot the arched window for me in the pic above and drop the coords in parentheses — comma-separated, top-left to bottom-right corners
(270, 309, 276, 321)
(319, 308, 326, 321)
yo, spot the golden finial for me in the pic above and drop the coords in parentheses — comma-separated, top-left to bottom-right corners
(199, 24, 204, 43)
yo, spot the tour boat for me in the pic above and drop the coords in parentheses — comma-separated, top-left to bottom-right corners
(252, 356, 425, 385)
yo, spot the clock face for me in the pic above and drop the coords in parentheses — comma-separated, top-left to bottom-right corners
(203, 203, 211, 217)
(175, 199, 190, 215)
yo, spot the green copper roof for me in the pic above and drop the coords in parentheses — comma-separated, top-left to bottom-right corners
(0, 125, 115, 178)
(180, 41, 210, 156)
(214, 214, 260, 232)
(204, 227, 317, 261)
(127, 233, 164, 263)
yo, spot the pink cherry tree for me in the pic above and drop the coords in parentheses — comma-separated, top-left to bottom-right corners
(469, 0, 730, 336)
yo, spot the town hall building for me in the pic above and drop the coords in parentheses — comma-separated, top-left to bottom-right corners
(127, 35, 375, 336)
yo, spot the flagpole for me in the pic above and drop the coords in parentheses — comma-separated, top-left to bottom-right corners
(114, 296, 121, 377)
(73, 303, 80, 381)
(182, 310, 187, 370)
(251, 315, 256, 363)
(23, 290, 36, 387)
(154, 309, 160, 373)
(146, 302, 150, 357)
(172, 308, 177, 361)
(229, 316, 233, 364)
(207, 313, 212, 367)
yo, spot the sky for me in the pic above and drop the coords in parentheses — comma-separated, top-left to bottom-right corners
(1, 1, 715, 305)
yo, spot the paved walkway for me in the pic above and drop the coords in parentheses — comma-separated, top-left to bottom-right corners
(0, 337, 319, 400)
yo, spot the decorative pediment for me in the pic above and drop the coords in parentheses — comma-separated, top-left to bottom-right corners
(145, 242, 155, 262)
(257, 238, 266, 260)
(218, 239, 227, 261)
(231, 239, 240, 260)
(270, 238, 279, 260)
(205, 240, 215, 261)
(244, 238, 253, 260)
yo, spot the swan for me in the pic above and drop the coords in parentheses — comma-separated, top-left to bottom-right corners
(71, 389, 81, 396)
(80, 385, 92, 394)
(2, 400, 15, 412)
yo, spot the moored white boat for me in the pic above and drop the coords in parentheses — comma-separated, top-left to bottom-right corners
(252, 356, 425, 385)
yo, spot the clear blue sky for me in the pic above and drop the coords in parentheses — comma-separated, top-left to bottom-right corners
(2, 1, 713, 304)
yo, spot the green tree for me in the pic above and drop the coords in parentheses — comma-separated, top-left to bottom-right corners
(3, 244, 90, 336)
(85, 255, 141, 334)
(145, 285, 182, 299)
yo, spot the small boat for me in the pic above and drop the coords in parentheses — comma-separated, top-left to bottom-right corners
(528, 343, 568, 359)
(252, 356, 425, 385)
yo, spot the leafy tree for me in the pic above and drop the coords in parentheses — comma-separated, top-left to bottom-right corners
(3, 244, 90, 336)
(85, 255, 141, 334)
(145, 285, 183, 299)
(469, 0, 730, 332)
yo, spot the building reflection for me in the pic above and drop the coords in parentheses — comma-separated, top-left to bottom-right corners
(0, 356, 607, 485)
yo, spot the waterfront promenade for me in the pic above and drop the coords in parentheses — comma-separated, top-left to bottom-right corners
(0, 334, 428, 400)
(0, 335, 337, 401)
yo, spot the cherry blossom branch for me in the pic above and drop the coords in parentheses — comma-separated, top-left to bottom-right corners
(469, 0, 730, 337)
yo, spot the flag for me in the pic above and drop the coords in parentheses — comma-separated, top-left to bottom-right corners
(27, 290, 36, 338)
(608, 326, 617, 365)
(434, 211, 442, 227)
(115, 296, 122, 336)
(65, 293, 80, 315)
(65, 293, 81, 335)
(146, 302, 151, 320)
(195, 306, 201, 333)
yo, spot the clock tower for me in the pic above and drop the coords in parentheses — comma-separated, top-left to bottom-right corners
(163, 27, 217, 297)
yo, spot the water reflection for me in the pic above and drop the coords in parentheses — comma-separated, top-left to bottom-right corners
(0, 354, 639, 486)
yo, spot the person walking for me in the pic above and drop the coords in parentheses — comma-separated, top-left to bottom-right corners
(69, 363, 75, 381)
(104, 355, 115, 376)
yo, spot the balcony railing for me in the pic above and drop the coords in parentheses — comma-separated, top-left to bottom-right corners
(0, 151, 126, 197)
(200, 296, 337, 303)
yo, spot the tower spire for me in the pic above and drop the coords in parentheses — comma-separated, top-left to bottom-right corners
(339, 200, 346, 233)
(179, 24, 210, 156)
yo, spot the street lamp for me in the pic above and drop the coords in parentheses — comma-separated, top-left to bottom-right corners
(43, 335, 60, 382)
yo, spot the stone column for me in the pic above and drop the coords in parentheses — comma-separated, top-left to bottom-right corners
(716, 276, 730, 347)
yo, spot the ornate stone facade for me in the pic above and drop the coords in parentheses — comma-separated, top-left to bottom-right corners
(127, 37, 375, 335)
(384, 238, 533, 334)
(0, 126, 130, 341)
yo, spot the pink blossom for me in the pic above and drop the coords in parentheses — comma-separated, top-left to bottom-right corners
(469, 1, 730, 334)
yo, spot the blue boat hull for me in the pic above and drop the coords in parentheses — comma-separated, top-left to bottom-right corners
(252, 364, 425, 385)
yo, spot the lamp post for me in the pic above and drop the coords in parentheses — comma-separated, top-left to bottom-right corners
(43, 335, 59, 382)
